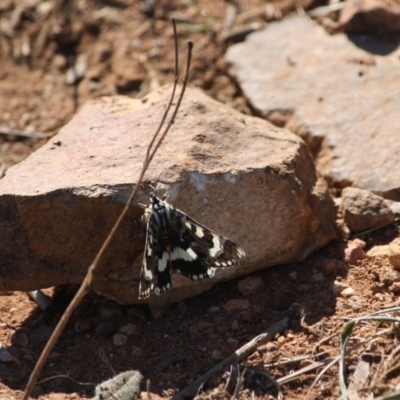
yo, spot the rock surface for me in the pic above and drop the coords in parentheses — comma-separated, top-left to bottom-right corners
(340, 0, 400, 33)
(342, 187, 395, 232)
(226, 16, 400, 200)
(0, 85, 337, 305)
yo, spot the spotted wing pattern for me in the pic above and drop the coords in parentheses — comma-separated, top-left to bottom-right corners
(139, 195, 245, 299)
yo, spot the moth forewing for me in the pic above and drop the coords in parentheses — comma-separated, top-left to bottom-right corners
(138, 195, 245, 299)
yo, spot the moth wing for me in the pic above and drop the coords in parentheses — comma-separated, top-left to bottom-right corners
(168, 207, 245, 281)
(139, 228, 172, 299)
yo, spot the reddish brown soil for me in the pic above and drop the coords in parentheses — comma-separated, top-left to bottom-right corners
(1, 1, 400, 400)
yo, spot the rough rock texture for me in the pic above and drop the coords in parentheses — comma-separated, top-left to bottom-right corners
(340, 0, 400, 33)
(0, 85, 337, 305)
(342, 187, 395, 232)
(225, 16, 400, 200)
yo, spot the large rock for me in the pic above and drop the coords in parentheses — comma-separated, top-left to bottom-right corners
(225, 16, 400, 200)
(0, 85, 337, 305)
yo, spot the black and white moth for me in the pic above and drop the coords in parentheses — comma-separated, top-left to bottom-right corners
(139, 195, 245, 299)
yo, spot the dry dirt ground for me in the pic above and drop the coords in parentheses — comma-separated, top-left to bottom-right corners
(1, 1, 400, 399)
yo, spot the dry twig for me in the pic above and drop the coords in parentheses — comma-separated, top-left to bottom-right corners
(22, 21, 193, 400)
(172, 315, 291, 400)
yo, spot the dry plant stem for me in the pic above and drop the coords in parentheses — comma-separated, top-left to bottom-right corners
(172, 316, 290, 400)
(0, 127, 46, 139)
(22, 21, 193, 400)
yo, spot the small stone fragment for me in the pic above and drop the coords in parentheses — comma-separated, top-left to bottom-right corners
(341, 287, 355, 298)
(119, 323, 137, 336)
(223, 299, 250, 311)
(227, 337, 239, 347)
(237, 276, 265, 296)
(288, 271, 297, 280)
(29, 326, 53, 343)
(367, 245, 390, 259)
(390, 282, 400, 293)
(0, 343, 15, 362)
(113, 333, 127, 346)
(11, 330, 29, 348)
(344, 239, 367, 265)
(211, 349, 223, 360)
(231, 320, 240, 331)
(389, 238, 400, 269)
(333, 280, 349, 295)
(342, 187, 395, 233)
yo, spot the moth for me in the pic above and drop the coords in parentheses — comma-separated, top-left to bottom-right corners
(139, 195, 245, 299)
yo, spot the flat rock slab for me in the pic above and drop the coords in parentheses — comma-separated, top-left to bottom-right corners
(226, 16, 400, 200)
(0, 85, 337, 305)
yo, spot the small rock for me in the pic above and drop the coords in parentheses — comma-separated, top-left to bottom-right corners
(241, 311, 255, 323)
(226, 337, 239, 347)
(208, 306, 220, 313)
(390, 282, 400, 293)
(99, 305, 123, 320)
(367, 245, 390, 259)
(265, 342, 278, 351)
(231, 320, 240, 331)
(342, 187, 395, 233)
(189, 327, 198, 339)
(119, 323, 137, 336)
(312, 272, 324, 282)
(288, 271, 297, 280)
(11, 330, 29, 348)
(215, 325, 229, 334)
(113, 333, 127, 346)
(211, 349, 223, 360)
(29, 326, 53, 343)
(197, 321, 214, 332)
(341, 287, 355, 298)
(374, 293, 384, 301)
(389, 238, 400, 269)
(323, 259, 347, 274)
(340, 0, 400, 34)
(348, 295, 365, 311)
(48, 352, 61, 362)
(380, 267, 400, 286)
(277, 336, 286, 345)
(132, 346, 143, 357)
(74, 320, 91, 333)
(0, 343, 14, 362)
(344, 239, 367, 265)
(237, 276, 265, 296)
(333, 280, 348, 295)
(223, 299, 250, 311)
(95, 320, 120, 337)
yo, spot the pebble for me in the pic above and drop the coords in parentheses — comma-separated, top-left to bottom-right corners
(389, 238, 400, 269)
(74, 320, 91, 333)
(0, 344, 14, 362)
(231, 320, 240, 331)
(265, 342, 278, 351)
(113, 333, 127, 346)
(333, 280, 348, 295)
(341, 287, 355, 298)
(131, 346, 143, 357)
(95, 320, 120, 337)
(237, 276, 265, 296)
(11, 329, 29, 348)
(119, 323, 137, 335)
(29, 326, 53, 343)
(211, 349, 222, 360)
(208, 306, 220, 313)
(288, 271, 297, 280)
(344, 239, 367, 265)
(223, 299, 250, 311)
(241, 311, 255, 323)
(277, 336, 286, 345)
(226, 337, 239, 348)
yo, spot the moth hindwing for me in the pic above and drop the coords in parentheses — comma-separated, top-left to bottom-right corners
(139, 195, 245, 299)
